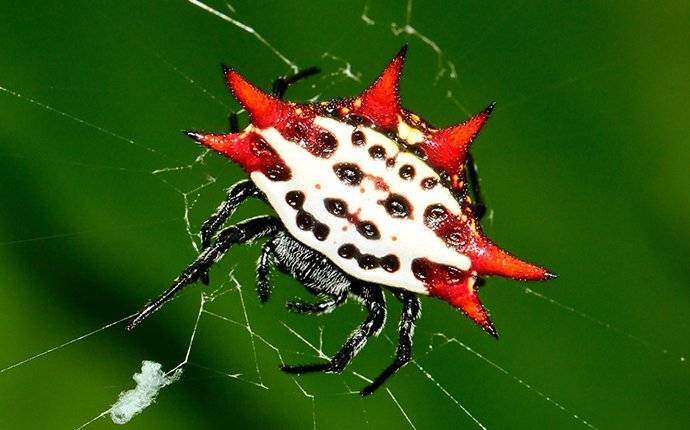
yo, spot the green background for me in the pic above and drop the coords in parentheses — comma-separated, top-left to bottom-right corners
(1, 1, 689, 429)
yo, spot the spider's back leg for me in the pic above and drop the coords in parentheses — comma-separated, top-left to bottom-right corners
(281, 281, 386, 375)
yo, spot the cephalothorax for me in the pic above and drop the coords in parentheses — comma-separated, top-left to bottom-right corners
(128, 46, 554, 395)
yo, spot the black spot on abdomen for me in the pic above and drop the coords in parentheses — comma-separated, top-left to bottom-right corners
(421, 177, 438, 190)
(351, 130, 366, 146)
(285, 191, 305, 209)
(368, 145, 386, 160)
(286, 190, 330, 241)
(423, 204, 450, 228)
(336, 243, 399, 272)
(399, 164, 415, 180)
(338, 244, 357, 259)
(357, 254, 379, 270)
(380, 254, 400, 273)
(356, 221, 380, 240)
(333, 163, 363, 186)
(313, 130, 338, 158)
(380, 193, 413, 219)
(296, 211, 315, 230)
(312, 223, 330, 241)
(324, 198, 348, 217)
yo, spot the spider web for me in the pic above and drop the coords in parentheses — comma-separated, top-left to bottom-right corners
(1, 1, 688, 429)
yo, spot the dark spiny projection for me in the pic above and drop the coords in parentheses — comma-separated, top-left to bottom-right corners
(351, 129, 367, 146)
(333, 163, 364, 186)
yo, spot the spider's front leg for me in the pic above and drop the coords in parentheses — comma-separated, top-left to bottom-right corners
(281, 282, 386, 375)
(199, 180, 264, 251)
(198, 179, 264, 284)
(127, 216, 280, 330)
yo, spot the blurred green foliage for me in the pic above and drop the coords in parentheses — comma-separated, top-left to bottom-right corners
(1, 1, 689, 429)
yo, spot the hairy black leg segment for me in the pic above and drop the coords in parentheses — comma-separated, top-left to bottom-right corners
(361, 290, 421, 396)
(256, 239, 275, 303)
(271, 66, 320, 99)
(281, 282, 386, 375)
(198, 180, 264, 285)
(286, 288, 348, 315)
(465, 152, 487, 222)
(127, 216, 281, 330)
(200, 180, 264, 251)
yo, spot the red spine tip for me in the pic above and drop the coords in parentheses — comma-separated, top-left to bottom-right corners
(224, 69, 284, 128)
(353, 47, 407, 129)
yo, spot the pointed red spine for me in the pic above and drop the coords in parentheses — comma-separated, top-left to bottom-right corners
(412, 258, 497, 337)
(224, 66, 288, 129)
(422, 103, 494, 176)
(185, 131, 291, 181)
(352, 46, 407, 130)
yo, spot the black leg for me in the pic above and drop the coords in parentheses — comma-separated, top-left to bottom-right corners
(281, 282, 386, 374)
(200, 180, 263, 251)
(361, 290, 420, 395)
(271, 66, 320, 99)
(287, 288, 347, 314)
(256, 239, 275, 303)
(465, 152, 487, 221)
(228, 111, 240, 133)
(127, 216, 280, 330)
(199, 180, 263, 284)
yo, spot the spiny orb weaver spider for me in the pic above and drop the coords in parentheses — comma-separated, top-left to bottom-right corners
(128, 46, 555, 395)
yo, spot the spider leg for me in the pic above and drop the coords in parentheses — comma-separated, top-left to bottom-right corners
(199, 180, 264, 284)
(200, 180, 263, 250)
(228, 111, 240, 133)
(271, 66, 320, 99)
(286, 289, 347, 315)
(256, 239, 275, 303)
(127, 216, 280, 330)
(361, 290, 421, 396)
(281, 282, 386, 374)
(465, 152, 487, 221)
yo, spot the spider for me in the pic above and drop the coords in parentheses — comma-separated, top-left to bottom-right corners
(127, 46, 554, 395)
